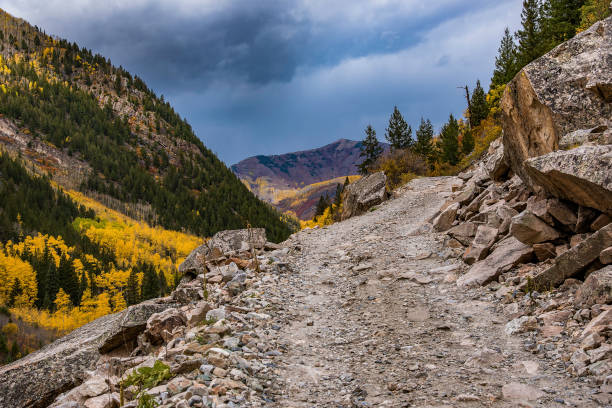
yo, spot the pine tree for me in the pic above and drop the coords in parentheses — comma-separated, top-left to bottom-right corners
(385, 106, 413, 150)
(8, 340, 20, 362)
(0, 333, 7, 355)
(343, 177, 350, 189)
(314, 196, 327, 220)
(334, 184, 343, 207)
(358, 125, 383, 175)
(126, 268, 139, 305)
(470, 80, 489, 128)
(462, 129, 475, 156)
(58, 255, 79, 306)
(440, 114, 460, 165)
(578, 0, 611, 31)
(414, 118, 434, 160)
(491, 28, 518, 87)
(141, 264, 160, 301)
(158, 271, 168, 296)
(540, 0, 583, 51)
(8, 279, 22, 307)
(516, 0, 545, 69)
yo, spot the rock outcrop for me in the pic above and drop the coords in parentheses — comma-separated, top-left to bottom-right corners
(341, 172, 387, 220)
(178, 228, 269, 277)
(0, 300, 173, 408)
(501, 15, 612, 187)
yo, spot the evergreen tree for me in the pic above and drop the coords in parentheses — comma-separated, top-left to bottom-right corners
(126, 268, 139, 305)
(358, 125, 383, 175)
(158, 271, 168, 296)
(8, 340, 20, 362)
(413, 118, 434, 159)
(385, 106, 413, 150)
(343, 177, 350, 189)
(8, 279, 22, 307)
(540, 0, 583, 51)
(0, 333, 7, 355)
(469, 80, 489, 128)
(314, 195, 327, 220)
(462, 129, 475, 156)
(46, 262, 59, 310)
(141, 263, 160, 301)
(491, 28, 518, 87)
(334, 184, 343, 207)
(516, 0, 545, 69)
(440, 114, 460, 165)
(58, 254, 80, 306)
(578, 0, 611, 31)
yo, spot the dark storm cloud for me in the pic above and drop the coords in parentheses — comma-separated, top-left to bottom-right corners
(0, 1, 522, 164)
(65, 2, 304, 87)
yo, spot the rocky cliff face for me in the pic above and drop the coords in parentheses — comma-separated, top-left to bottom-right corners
(501, 14, 612, 188)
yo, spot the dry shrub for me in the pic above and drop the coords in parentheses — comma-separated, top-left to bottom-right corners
(374, 149, 427, 189)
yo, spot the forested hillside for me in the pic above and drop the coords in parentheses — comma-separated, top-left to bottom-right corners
(0, 8, 292, 363)
(0, 9, 290, 241)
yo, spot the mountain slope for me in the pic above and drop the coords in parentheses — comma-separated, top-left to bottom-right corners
(0, 8, 292, 358)
(232, 139, 388, 201)
(232, 139, 389, 219)
(0, 8, 290, 242)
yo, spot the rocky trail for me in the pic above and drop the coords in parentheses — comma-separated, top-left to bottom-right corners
(1, 11, 611, 407)
(262, 177, 599, 407)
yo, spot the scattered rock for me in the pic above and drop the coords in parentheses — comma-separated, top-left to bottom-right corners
(501, 382, 544, 402)
(575, 265, 612, 307)
(510, 210, 560, 245)
(505, 316, 538, 335)
(433, 202, 460, 232)
(532, 223, 612, 288)
(457, 237, 533, 288)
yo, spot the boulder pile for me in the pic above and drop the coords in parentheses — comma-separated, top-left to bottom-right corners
(429, 13, 612, 389)
(1, 229, 291, 408)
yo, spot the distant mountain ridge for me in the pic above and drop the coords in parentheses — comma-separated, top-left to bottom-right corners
(231, 139, 389, 219)
(232, 139, 389, 203)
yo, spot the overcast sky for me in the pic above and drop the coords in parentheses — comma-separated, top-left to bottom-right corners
(1, 1, 522, 165)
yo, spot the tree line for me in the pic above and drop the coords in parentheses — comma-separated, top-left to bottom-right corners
(357, 0, 608, 181)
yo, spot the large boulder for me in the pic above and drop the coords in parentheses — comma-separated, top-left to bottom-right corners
(143, 308, 187, 345)
(463, 225, 498, 265)
(0, 300, 172, 408)
(457, 237, 533, 288)
(341, 172, 387, 220)
(209, 228, 267, 255)
(178, 244, 210, 276)
(532, 223, 612, 288)
(524, 145, 612, 214)
(500, 15, 612, 187)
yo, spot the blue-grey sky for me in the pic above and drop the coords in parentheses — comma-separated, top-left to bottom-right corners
(1, 1, 522, 165)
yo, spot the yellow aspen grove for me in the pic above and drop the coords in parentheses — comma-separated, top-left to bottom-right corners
(53, 289, 71, 312)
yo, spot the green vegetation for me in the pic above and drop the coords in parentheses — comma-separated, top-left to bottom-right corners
(358, 125, 384, 175)
(121, 360, 171, 408)
(357, 0, 610, 186)
(121, 360, 172, 391)
(0, 9, 291, 243)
